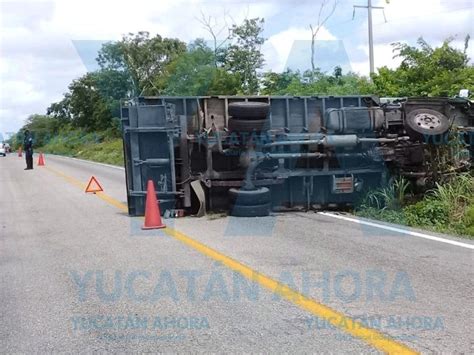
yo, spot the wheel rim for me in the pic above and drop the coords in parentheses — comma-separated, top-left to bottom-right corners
(413, 113, 442, 130)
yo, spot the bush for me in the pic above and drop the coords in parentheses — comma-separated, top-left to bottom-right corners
(76, 138, 124, 166)
(38, 129, 123, 166)
(404, 200, 450, 227)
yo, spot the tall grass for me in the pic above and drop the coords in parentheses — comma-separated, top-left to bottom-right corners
(359, 177, 410, 211)
(356, 173, 474, 238)
(429, 174, 473, 221)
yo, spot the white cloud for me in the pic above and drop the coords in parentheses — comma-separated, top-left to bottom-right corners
(48, 0, 173, 40)
(344, 0, 473, 75)
(349, 43, 404, 75)
(2, 81, 44, 103)
(264, 26, 336, 72)
(372, 0, 472, 44)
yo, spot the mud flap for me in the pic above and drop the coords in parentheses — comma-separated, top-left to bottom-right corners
(191, 180, 206, 217)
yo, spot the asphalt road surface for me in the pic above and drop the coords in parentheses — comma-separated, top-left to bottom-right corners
(1, 153, 473, 353)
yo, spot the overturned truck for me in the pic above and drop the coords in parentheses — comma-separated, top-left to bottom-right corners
(121, 95, 473, 217)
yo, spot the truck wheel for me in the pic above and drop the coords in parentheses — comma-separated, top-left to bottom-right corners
(230, 203, 271, 217)
(228, 102, 270, 119)
(229, 187, 271, 205)
(228, 117, 270, 132)
(404, 109, 451, 140)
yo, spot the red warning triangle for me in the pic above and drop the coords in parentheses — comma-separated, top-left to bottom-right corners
(85, 176, 104, 193)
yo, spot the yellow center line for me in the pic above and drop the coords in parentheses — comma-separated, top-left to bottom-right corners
(45, 166, 128, 212)
(44, 164, 418, 354)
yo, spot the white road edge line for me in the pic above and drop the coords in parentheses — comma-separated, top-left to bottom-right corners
(318, 212, 474, 250)
(47, 154, 125, 171)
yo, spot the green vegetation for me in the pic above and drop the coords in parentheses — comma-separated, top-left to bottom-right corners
(13, 28, 472, 150)
(10, 19, 473, 235)
(356, 174, 474, 238)
(36, 130, 123, 166)
(372, 37, 474, 97)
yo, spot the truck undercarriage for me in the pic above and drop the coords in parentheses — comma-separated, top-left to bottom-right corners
(121, 95, 473, 217)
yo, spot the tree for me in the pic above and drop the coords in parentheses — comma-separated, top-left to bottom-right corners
(225, 18, 265, 94)
(93, 69, 131, 117)
(261, 69, 301, 95)
(371, 37, 474, 97)
(47, 96, 72, 124)
(97, 32, 186, 95)
(163, 40, 240, 96)
(23, 114, 63, 147)
(67, 73, 113, 131)
(309, 0, 338, 74)
(261, 68, 373, 96)
(163, 40, 217, 95)
(196, 10, 231, 67)
(206, 68, 241, 95)
(120, 32, 186, 95)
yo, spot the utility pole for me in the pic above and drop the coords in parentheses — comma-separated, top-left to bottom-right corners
(367, 0, 374, 74)
(353, 0, 386, 74)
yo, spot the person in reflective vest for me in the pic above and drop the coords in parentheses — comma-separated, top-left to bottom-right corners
(23, 129, 33, 170)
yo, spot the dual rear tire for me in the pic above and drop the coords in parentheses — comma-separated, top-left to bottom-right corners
(227, 102, 272, 217)
(229, 187, 271, 217)
(227, 102, 270, 133)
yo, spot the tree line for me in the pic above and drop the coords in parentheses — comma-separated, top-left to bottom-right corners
(16, 17, 473, 146)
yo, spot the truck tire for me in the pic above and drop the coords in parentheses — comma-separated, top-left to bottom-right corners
(228, 117, 270, 132)
(230, 203, 271, 217)
(228, 102, 270, 119)
(229, 187, 271, 205)
(404, 109, 451, 140)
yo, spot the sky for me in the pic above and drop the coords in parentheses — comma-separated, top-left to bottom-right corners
(0, 0, 473, 137)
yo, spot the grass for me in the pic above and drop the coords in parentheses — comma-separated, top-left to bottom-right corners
(75, 139, 124, 166)
(38, 129, 124, 166)
(356, 174, 474, 239)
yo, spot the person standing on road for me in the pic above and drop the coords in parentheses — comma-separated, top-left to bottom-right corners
(23, 129, 33, 170)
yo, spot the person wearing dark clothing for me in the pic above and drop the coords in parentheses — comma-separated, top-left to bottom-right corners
(23, 130, 33, 170)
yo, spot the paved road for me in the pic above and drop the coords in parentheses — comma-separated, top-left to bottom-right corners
(1, 153, 473, 353)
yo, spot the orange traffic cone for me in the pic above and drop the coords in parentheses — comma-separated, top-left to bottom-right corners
(18, 147, 22, 157)
(38, 152, 45, 166)
(142, 180, 166, 230)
